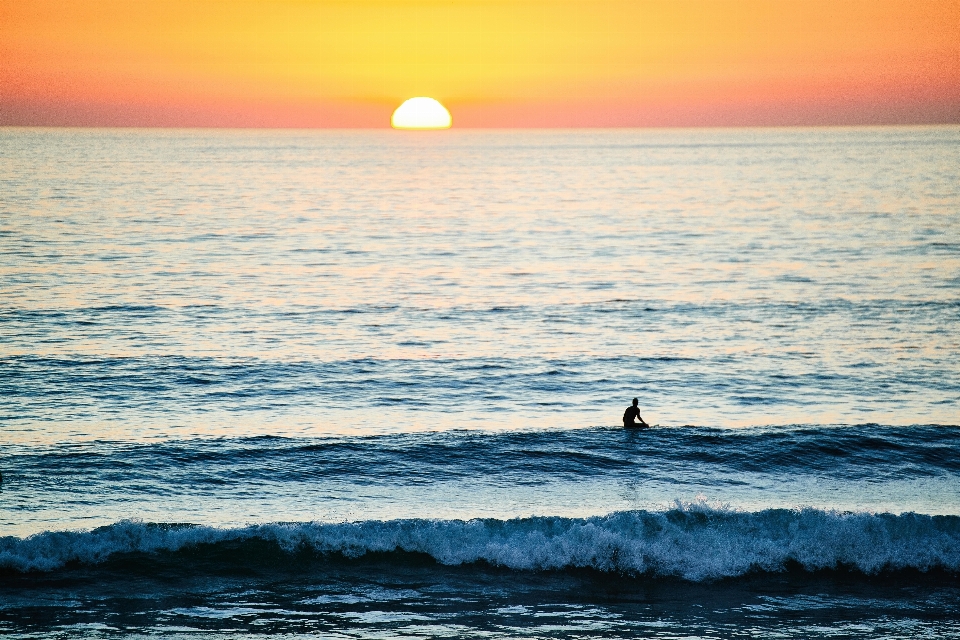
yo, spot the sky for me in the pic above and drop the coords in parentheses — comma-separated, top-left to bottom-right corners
(2, 0, 959, 128)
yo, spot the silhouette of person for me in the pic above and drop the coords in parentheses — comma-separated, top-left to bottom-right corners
(623, 398, 648, 428)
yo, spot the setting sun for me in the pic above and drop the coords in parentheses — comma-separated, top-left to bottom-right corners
(391, 98, 452, 130)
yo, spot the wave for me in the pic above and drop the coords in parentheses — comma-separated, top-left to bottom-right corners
(3, 504, 959, 581)
(6, 426, 959, 489)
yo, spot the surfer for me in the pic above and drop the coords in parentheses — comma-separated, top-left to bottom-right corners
(623, 398, 649, 428)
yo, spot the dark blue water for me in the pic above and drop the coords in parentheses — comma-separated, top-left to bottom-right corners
(2, 426, 959, 637)
(1, 127, 959, 637)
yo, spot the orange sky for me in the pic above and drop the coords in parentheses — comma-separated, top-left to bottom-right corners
(2, 0, 958, 127)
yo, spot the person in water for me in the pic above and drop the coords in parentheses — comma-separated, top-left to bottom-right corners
(623, 398, 649, 427)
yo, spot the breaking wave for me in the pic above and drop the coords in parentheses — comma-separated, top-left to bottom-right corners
(3, 503, 959, 582)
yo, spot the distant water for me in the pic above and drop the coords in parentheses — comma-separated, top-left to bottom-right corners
(1, 127, 959, 638)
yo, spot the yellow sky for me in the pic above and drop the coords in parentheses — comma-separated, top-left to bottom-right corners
(2, 0, 958, 126)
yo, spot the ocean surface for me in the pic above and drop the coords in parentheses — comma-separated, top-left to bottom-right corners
(1, 126, 959, 638)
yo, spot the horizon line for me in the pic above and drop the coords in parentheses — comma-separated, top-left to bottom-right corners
(4, 123, 960, 131)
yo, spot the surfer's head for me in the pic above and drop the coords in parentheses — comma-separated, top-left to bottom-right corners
(632, 398, 638, 406)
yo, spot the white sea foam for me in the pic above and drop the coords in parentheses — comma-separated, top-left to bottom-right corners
(2, 503, 958, 581)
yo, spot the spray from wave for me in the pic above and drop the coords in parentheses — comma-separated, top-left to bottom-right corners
(3, 503, 958, 582)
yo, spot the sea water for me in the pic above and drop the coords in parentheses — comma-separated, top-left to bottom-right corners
(1, 126, 958, 637)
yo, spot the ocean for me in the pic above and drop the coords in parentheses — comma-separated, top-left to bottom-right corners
(1, 126, 958, 638)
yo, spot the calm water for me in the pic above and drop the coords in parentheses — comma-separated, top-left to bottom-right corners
(1, 126, 959, 638)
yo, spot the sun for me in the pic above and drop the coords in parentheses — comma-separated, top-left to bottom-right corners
(391, 97, 452, 130)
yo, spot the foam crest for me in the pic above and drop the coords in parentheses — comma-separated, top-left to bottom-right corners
(3, 504, 958, 581)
